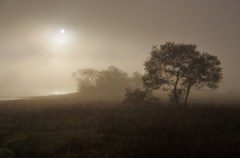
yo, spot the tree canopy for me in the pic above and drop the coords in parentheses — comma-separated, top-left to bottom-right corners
(143, 42, 222, 107)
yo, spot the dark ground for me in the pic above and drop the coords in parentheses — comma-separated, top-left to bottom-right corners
(0, 100, 240, 158)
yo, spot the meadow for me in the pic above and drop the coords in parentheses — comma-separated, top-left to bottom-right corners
(0, 99, 240, 158)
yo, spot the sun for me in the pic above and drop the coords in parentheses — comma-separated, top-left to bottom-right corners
(47, 27, 73, 50)
(51, 28, 68, 46)
(60, 29, 65, 34)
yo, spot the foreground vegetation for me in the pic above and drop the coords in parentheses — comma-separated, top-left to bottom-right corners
(0, 100, 240, 158)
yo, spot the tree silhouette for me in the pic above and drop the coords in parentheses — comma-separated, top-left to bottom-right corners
(143, 42, 222, 107)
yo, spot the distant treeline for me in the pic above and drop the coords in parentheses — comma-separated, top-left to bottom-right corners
(72, 66, 143, 101)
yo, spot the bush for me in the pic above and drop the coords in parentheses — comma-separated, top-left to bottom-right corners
(123, 88, 160, 105)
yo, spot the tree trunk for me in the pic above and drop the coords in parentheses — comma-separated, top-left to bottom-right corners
(173, 77, 180, 107)
(184, 83, 191, 107)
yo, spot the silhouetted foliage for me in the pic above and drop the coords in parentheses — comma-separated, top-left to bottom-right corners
(143, 42, 222, 107)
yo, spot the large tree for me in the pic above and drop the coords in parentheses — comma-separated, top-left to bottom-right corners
(143, 42, 222, 107)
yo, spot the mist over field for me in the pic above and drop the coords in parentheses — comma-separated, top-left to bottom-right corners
(0, 0, 240, 99)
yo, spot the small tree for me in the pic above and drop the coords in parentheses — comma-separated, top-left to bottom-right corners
(72, 69, 99, 93)
(143, 42, 222, 107)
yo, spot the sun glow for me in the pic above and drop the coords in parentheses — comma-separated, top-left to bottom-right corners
(54, 29, 67, 45)
(52, 92, 64, 95)
(60, 29, 65, 34)
(47, 28, 73, 50)
(50, 91, 68, 95)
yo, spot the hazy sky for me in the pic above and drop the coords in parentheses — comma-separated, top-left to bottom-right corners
(0, 0, 239, 96)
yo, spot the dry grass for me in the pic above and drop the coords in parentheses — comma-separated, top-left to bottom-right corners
(0, 100, 240, 158)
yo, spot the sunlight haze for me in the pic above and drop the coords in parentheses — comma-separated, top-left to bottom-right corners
(0, 0, 239, 97)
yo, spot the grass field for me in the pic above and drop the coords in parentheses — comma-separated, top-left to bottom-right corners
(0, 100, 240, 158)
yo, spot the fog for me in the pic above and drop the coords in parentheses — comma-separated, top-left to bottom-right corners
(0, 0, 240, 97)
